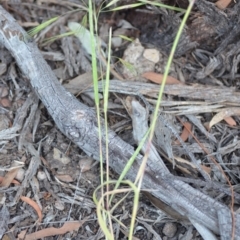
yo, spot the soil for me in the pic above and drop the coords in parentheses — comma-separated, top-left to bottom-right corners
(0, 0, 240, 239)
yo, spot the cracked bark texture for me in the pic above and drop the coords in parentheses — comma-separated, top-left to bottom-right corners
(0, 6, 240, 239)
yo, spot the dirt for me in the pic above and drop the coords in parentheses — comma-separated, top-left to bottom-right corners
(0, 0, 240, 239)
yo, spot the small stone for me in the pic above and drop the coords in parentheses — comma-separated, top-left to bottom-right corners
(37, 171, 46, 181)
(53, 148, 71, 165)
(162, 222, 177, 238)
(55, 200, 65, 211)
(0, 192, 6, 204)
(143, 49, 160, 63)
(15, 168, 25, 182)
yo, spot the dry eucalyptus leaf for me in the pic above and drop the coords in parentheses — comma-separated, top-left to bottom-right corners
(174, 156, 211, 175)
(175, 122, 192, 144)
(17, 229, 27, 240)
(0, 176, 20, 186)
(20, 196, 42, 222)
(209, 107, 240, 128)
(0, 168, 20, 187)
(22, 221, 85, 240)
(64, 72, 93, 95)
(0, 98, 11, 108)
(142, 72, 183, 85)
(174, 156, 197, 170)
(215, 0, 231, 9)
(201, 164, 211, 175)
(223, 116, 236, 126)
(79, 158, 94, 172)
(56, 174, 74, 183)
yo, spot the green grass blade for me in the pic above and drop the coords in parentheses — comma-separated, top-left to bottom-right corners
(138, 0, 185, 12)
(108, 3, 145, 11)
(88, 0, 104, 186)
(27, 17, 59, 36)
(148, 0, 195, 158)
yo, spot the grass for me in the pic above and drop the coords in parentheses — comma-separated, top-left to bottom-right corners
(88, 1, 195, 240)
(28, 0, 195, 239)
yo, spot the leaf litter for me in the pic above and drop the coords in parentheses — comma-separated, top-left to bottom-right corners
(1, 0, 240, 239)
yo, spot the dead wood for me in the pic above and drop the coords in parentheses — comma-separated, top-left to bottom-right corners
(0, 5, 240, 239)
(65, 78, 240, 106)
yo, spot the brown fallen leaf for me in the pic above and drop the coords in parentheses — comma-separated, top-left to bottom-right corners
(201, 164, 211, 175)
(215, 0, 231, 9)
(20, 196, 42, 222)
(23, 221, 85, 240)
(64, 72, 93, 95)
(142, 72, 183, 85)
(204, 122, 210, 131)
(175, 122, 192, 144)
(223, 116, 236, 127)
(17, 229, 27, 240)
(0, 168, 21, 187)
(79, 158, 94, 172)
(209, 108, 240, 128)
(56, 174, 74, 183)
(0, 98, 11, 108)
(176, 116, 212, 176)
(174, 156, 211, 175)
(0, 176, 20, 186)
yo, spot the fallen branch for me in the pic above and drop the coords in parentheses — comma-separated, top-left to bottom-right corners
(0, 6, 239, 239)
